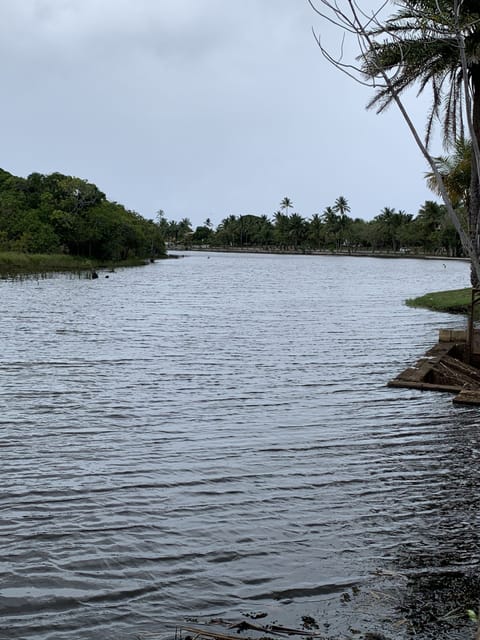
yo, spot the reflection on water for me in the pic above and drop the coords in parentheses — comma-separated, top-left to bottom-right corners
(0, 253, 478, 640)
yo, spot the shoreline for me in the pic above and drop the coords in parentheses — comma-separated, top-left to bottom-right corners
(0, 252, 166, 278)
(168, 245, 468, 262)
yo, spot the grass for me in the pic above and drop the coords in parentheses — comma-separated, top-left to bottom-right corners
(0, 252, 150, 277)
(406, 287, 472, 315)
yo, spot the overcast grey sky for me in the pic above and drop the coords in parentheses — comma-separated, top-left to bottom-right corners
(0, 1, 438, 227)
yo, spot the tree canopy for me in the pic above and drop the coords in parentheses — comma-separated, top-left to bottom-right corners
(0, 169, 165, 261)
(163, 194, 462, 258)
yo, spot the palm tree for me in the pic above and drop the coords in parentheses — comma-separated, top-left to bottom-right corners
(426, 138, 472, 210)
(321, 206, 341, 250)
(258, 214, 274, 246)
(374, 207, 413, 252)
(274, 210, 290, 248)
(309, 213, 324, 249)
(178, 217, 193, 243)
(288, 213, 307, 248)
(217, 214, 238, 246)
(416, 200, 446, 253)
(362, 0, 480, 280)
(333, 196, 351, 249)
(280, 197, 294, 216)
(155, 209, 169, 237)
(333, 196, 350, 217)
(167, 220, 180, 243)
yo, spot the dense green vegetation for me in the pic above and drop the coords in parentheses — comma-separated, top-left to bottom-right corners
(406, 288, 471, 314)
(0, 168, 165, 262)
(162, 197, 463, 256)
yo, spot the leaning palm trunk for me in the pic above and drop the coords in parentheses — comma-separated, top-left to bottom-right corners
(469, 69, 480, 285)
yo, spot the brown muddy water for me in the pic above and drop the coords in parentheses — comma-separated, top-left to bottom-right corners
(1, 252, 479, 640)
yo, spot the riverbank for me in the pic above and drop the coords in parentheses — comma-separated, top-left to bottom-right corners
(406, 287, 471, 314)
(169, 244, 468, 262)
(0, 251, 158, 277)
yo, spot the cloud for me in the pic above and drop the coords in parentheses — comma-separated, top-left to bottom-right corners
(0, 0, 435, 225)
(2, 1, 294, 62)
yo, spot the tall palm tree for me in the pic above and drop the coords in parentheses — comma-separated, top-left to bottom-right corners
(362, 0, 480, 279)
(280, 197, 294, 216)
(333, 196, 351, 248)
(333, 195, 350, 217)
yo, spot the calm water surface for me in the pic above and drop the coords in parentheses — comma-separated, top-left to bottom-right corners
(1, 253, 479, 640)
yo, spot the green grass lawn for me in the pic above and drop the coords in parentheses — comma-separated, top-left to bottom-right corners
(406, 287, 472, 314)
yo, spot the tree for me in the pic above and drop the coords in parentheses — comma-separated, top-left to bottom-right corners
(191, 224, 213, 244)
(0, 168, 165, 260)
(178, 218, 193, 243)
(333, 195, 350, 217)
(333, 196, 352, 248)
(308, 213, 325, 249)
(374, 207, 413, 252)
(321, 205, 341, 250)
(273, 210, 290, 247)
(288, 213, 307, 248)
(216, 214, 238, 246)
(426, 138, 472, 210)
(155, 209, 170, 239)
(257, 214, 274, 246)
(309, 0, 480, 284)
(348, 217, 370, 251)
(280, 197, 294, 216)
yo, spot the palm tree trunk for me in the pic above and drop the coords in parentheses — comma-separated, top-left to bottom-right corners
(469, 66, 480, 287)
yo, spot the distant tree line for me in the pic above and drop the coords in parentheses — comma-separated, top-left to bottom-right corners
(0, 169, 165, 261)
(160, 196, 463, 257)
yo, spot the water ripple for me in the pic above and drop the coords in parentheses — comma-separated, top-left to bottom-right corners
(1, 254, 477, 640)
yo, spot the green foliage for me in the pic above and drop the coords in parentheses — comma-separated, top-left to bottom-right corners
(362, 0, 480, 147)
(406, 288, 471, 314)
(0, 168, 166, 261)
(213, 214, 274, 247)
(166, 194, 468, 257)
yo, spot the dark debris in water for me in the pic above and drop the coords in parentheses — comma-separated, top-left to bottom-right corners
(171, 611, 396, 640)
(301, 616, 319, 630)
(158, 569, 480, 640)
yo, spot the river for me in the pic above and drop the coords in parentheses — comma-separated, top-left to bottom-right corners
(1, 252, 479, 640)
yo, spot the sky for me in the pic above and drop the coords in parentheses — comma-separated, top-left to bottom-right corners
(0, 0, 440, 228)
